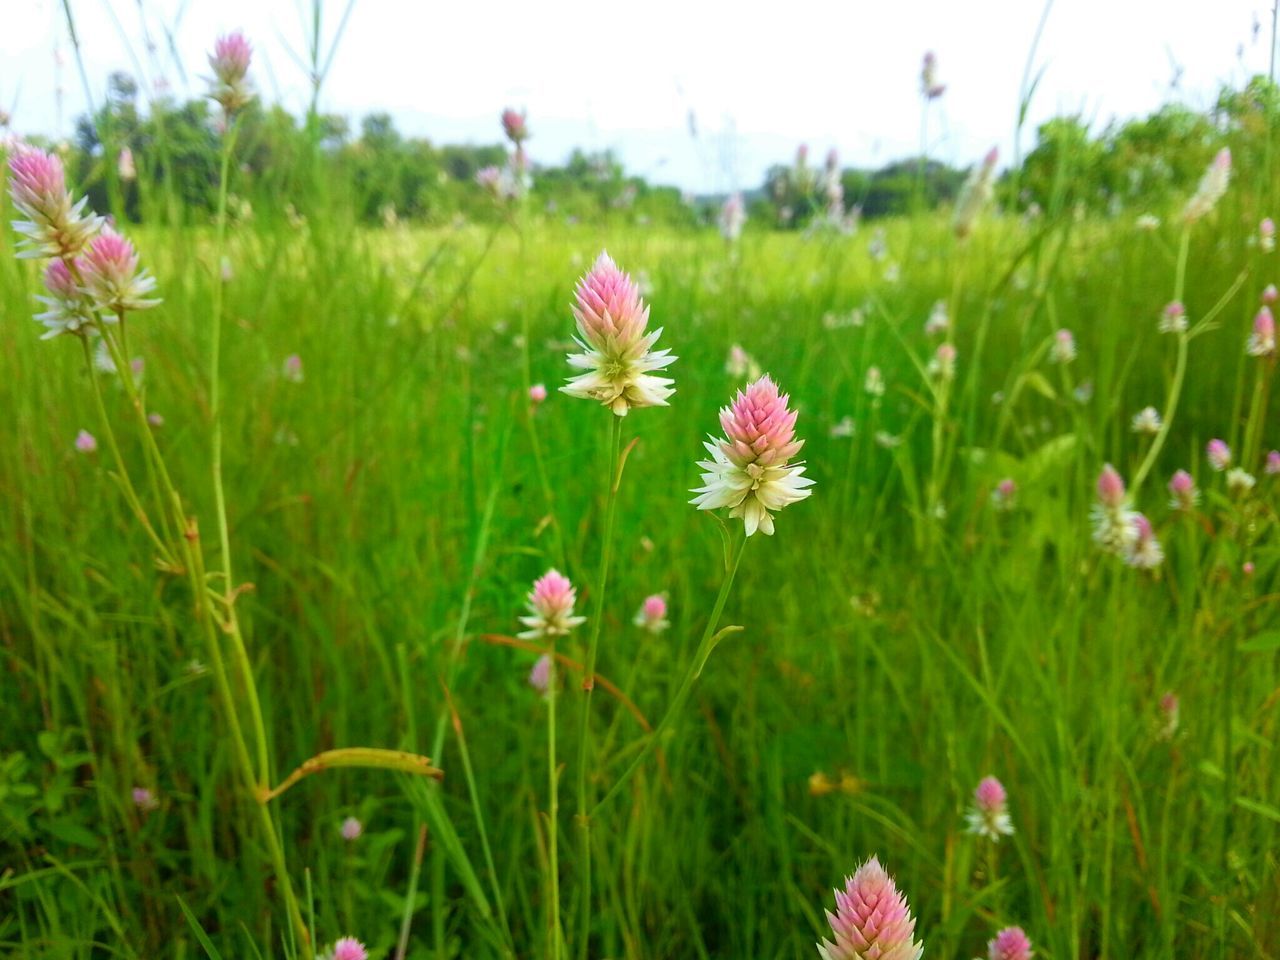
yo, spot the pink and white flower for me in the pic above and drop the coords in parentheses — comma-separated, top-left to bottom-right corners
(7, 145, 102, 259)
(691, 375, 815, 537)
(1168, 469, 1198, 510)
(74, 429, 98, 454)
(1125, 513, 1164, 569)
(77, 228, 161, 313)
(720, 192, 747, 242)
(1092, 464, 1138, 556)
(633, 594, 670, 634)
(1246, 306, 1275, 357)
(561, 252, 676, 415)
(1050, 329, 1076, 364)
(817, 857, 923, 960)
(328, 937, 368, 960)
(966, 775, 1014, 841)
(987, 926, 1033, 960)
(208, 32, 253, 113)
(518, 570, 585, 640)
(1183, 148, 1231, 223)
(1206, 439, 1231, 472)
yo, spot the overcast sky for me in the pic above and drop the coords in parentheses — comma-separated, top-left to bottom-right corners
(2, 0, 1273, 193)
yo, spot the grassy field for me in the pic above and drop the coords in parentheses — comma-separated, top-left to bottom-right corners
(2, 154, 1279, 959)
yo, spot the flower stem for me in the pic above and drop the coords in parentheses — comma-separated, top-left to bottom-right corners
(573, 414, 625, 960)
(592, 531, 748, 818)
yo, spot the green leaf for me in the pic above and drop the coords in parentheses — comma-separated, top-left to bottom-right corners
(41, 819, 99, 849)
(1240, 631, 1280, 653)
(1235, 796, 1280, 823)
(178, 896, 224, 960)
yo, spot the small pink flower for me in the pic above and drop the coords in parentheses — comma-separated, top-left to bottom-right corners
(1206, 439, 1231, 472)
(132, 786, 158, 811)
(966, 776, 1014, 841)
(282, 353, 304, 383)
(518, 569, 585, 640)
(529, 383, 548, 404)
(7, 145, 101, 258)
(1263, 284, 1279, 306)
(692, 375, 815, 536)
(1158, 300, 1187, 334)
(1247, 306, 1276, 357)
(1125, 513, 1164, 569)
(987, 926, 1033, 960)
(75, 429, 97, 454)
(1261, 217, 1276, 252)
(34, 258, 94, 338)
(77, 228, 160, 313)
(208, 32, 253, 112)
(1243, 561, 1255, 577)
(528, 653, 553, 694)
(501, 108, 528, 144)
(991, 477, 1017, 511)
(1096, 464, 1126, 508)
(929, 342, 957, 380)
(561, 252, 676, 415)
(719, 192, 747, 242)
(633, 593, 670, 634)
(1266, 450, 1280, 475)
(817, 856, 923, 960)
(118, 146, 136, 181)
(1050, 328, 1076, 363)
(340, 816, 362, 841)
(331, 937, 368, 960)
(147, 412, 165, 428)
(921, 51, 946, 99)
(1168, 469, 1198, 510)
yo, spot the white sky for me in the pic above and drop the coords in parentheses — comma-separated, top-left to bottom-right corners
(2, 0, 1273, 193)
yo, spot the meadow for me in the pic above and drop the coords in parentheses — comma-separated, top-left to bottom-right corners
(2, 46, 1280, 960)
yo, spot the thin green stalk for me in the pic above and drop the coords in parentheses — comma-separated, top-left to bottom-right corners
(394, 824, 429, 960)
(593, 531, 748, 818)
(547, 645, 564, 960)
(574, 414, 625, 960)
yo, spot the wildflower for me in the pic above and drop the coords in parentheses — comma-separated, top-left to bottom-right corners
(1092, 464, 1138, 556)
(874, 430, 901, 448)
(476, 165, 513, 200)
(528, 653, 553, 695)
(1246, 306, 1275, 357)
(991, 477, 1017, 511)
(864, 366, 885, 398)
(282, 353, 305, 383)
(208, 32, 253, 113)
(691, 375, 815, 537)
(77, 228, 161, 314)
(561, 252, 676, 415)
(529, 383, 548, 404)
(633, 594, 670, 634)
(1135, 213, 1161, 231)
(1206, 439, 1231, 472)
(1131, 406, 1162, 434)
(330, 938, 368, 960)
(1050, 329, 1076, 364)
(1157, 692, 1179, 741)
(987, 926, 1033, 960)
(921, 51, 946, 99)
(1158, 301, 1187, 334)
(924, 300, 949, 336)
(830, 416, 856, 439)
(147, 412, 165, 428)
(1263, 284, 1278, 306)
(1243, 561, 1255, 577)
(340, 816, 362, 841)
(74, 429, 97, 454)
(518, 570, 585, 640)
(1267, 450, 1280, 474)
(720, 192, 747, 242)
(726, 343, 762, 381)
(1125, 514, 1164, 569)
(118, 146, 136, 181)
(1168, 470, 1198, 510)
(220, 256, 234, 282)
(817, 856, 923, 960)
(131, 787, 158, 812)
(1226, 468, 1256, 495)
(1183, 148, 1231, 223)
(966, 776, 1014, 841)
(954, 146, 998, 239)
(928, 342, 957, 381)
(1261, 217, 1275, 252)
(33, 259, 95, 338)
(501, 108, 528, 144)
(7, 145, 102, 258)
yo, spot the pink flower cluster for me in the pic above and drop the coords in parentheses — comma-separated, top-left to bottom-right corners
(818, 857, 923, 960)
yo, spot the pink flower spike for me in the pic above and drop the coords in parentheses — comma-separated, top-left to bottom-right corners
(528, 653, 553, 694)
(1266, 450, 1280, 475)
(518, 569, 585, 640)
(1096, 464, 1126, 508)
(988, 926, 1034, 960)
(501, 108, 528, 144)
(208, 32, 253, 112)
(7, 145, 101, 258)
(1206, 439, 1231, 472)
(75, 429, 97, 454)
(991, 477, 1017, 511)
(1243, 561, 1255, 577)
(561, 251, 675, 415)
(1125, 513, 1164, 569)
(817, 856, 923, 960)
(1263, 284, 1278, 306)
(331, 937, 368, 960)
(1158, 691, 1180, 740)
(1168, 469, 1198, 510)
(131, 786, 158, 811)
(282, 353, 305, 383)
(633, 593, 670, 634)
(78, 228, 160, 313)
(966, 776, 1014, 841)
(1247, 306, 1276, 357)
(340, 816, 362, 841)
(529, 383, 548, 404)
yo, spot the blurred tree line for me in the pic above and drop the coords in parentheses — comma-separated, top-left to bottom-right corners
(35, 70, 1280, 231)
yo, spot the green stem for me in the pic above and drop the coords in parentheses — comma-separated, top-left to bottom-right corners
(547, 643, 563, 960)
(1130, 227, 1191, 495)
(593, 532, 748, 818)
(574, 414, 625, 960)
